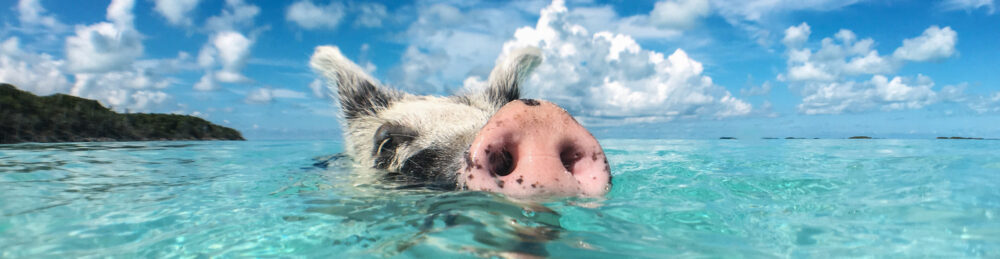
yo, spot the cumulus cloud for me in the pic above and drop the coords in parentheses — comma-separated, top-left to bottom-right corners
(650, 0, 710, 29)
(64, 0, 143, 73)
(153, 0, 201, 26)
(205, 0, 260, 32)
(391, 0, 682, 96)
(781, 22, 810, 47)
(2, 0, 189, 112)
(0, 37, 70, 95)
(195, 0, 260, 90)
(967, 91, 1000, 113)
(708, 0, 866, 46)
(780, 26, 899, 83)
(16, 0, 66, 31)
(796, 75, 937, 114)
(66, 50, 192, 112)
(892, 26, 958, 62)
(493, 0, 750, 120)
(71, 71, 172, 111)
(354, 3, 389, 28)
(389, 2, 536, 94)
(563, 6, 683, 40)
(211, 31, 252, 82)
(780, 22, 963, 114)
(286, 0, 346, 30)
(939, 0, 995, 14)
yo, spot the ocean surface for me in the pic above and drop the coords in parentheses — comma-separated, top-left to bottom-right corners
(1, 139, 998, 258)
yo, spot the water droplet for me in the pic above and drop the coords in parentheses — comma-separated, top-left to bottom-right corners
(522, 208, 536, 217)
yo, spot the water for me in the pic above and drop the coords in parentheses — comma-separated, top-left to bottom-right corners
(1, 139, 998, 258)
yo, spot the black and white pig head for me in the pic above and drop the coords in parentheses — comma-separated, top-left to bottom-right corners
(310, 46, 611, 199)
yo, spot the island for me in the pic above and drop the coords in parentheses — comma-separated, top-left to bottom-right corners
(1, 83, 244, 144)
(848, 136, 873, 139)
(936, 136, 984, 140)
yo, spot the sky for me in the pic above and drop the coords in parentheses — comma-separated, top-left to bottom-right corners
(1, 0, 999, 140)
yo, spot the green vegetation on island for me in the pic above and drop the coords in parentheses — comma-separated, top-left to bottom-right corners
(1, 83, 244, 144)
(936, 136, 984, 140)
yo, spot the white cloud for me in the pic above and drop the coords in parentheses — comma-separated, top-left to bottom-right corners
(780, 23, 965, 114)
(797, 75, 937, 114)
(741, 81, 772, 96)
(153, 0, 201, 26)
(193, 73, 217, 91)
(286, 0, 346, 30)
(709, 0, 866, 46)
(711, 0, 864, 22)
(16, 0, 66, 31)
(64, 0, 142, 73)
(494, 0, 750, 120)
(308, 78, 329, 98)
(564, 6, 683, 40)
(205, 0, 260, 32)
(245, 87, 307, 104)
(195, 0, 260, 90)
(939, 0, 995, 14)
(781, 22, 810, 47)
(0, 37, 70, 95)
(780, 26, 898, 83)
(892, 26, 958, 62)
(212, 31, 252, 83)
(245, 88, 272, 104)
(106, 0, 134, 26)
(354, 2, 388, 28)
(3, 0, 189, 112)
(650, 0, 710, 29)
(65, 23, 143, 73)
(271, 88, 307, 99)
(70, 70, 172, 111)
(391, 0, 681, 96)
(390, 2, 536, 94)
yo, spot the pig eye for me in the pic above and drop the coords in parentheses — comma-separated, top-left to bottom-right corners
(372, 123, 418, 169)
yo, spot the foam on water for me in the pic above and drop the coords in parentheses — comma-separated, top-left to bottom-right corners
(1, 139, 998, 257)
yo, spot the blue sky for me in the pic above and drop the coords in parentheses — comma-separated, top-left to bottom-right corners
(1, 0, 998, 140)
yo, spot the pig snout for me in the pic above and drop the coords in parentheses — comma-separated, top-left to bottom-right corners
(459, 99, 612, 198)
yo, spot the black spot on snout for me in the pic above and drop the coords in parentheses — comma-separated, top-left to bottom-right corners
(463, 150, 473, 169)
(519, 98, 540, 106)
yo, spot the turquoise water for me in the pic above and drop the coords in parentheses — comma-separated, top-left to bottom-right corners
(1, 139, 998, 258)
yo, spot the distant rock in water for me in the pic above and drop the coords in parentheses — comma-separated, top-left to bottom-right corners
(719, 137, 737, 140)
(1, 84, 244, 144)
(937, 136, 984, 140)
(848, 136, 873, 139)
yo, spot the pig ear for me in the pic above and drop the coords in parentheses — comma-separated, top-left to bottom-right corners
(482, 47, 542, 109)
(310, 45, 398, 120)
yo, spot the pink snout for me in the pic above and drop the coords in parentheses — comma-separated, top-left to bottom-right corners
(458, 99, 612, 198)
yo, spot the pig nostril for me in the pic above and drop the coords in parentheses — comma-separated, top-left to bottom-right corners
(490, 149, 514, 177)
(559, 147, 582, 174)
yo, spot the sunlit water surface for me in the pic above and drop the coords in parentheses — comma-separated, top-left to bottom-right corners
(1, 140, 998, 258)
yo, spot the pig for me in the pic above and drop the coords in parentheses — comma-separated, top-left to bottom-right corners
(309, 45, 611, 198)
